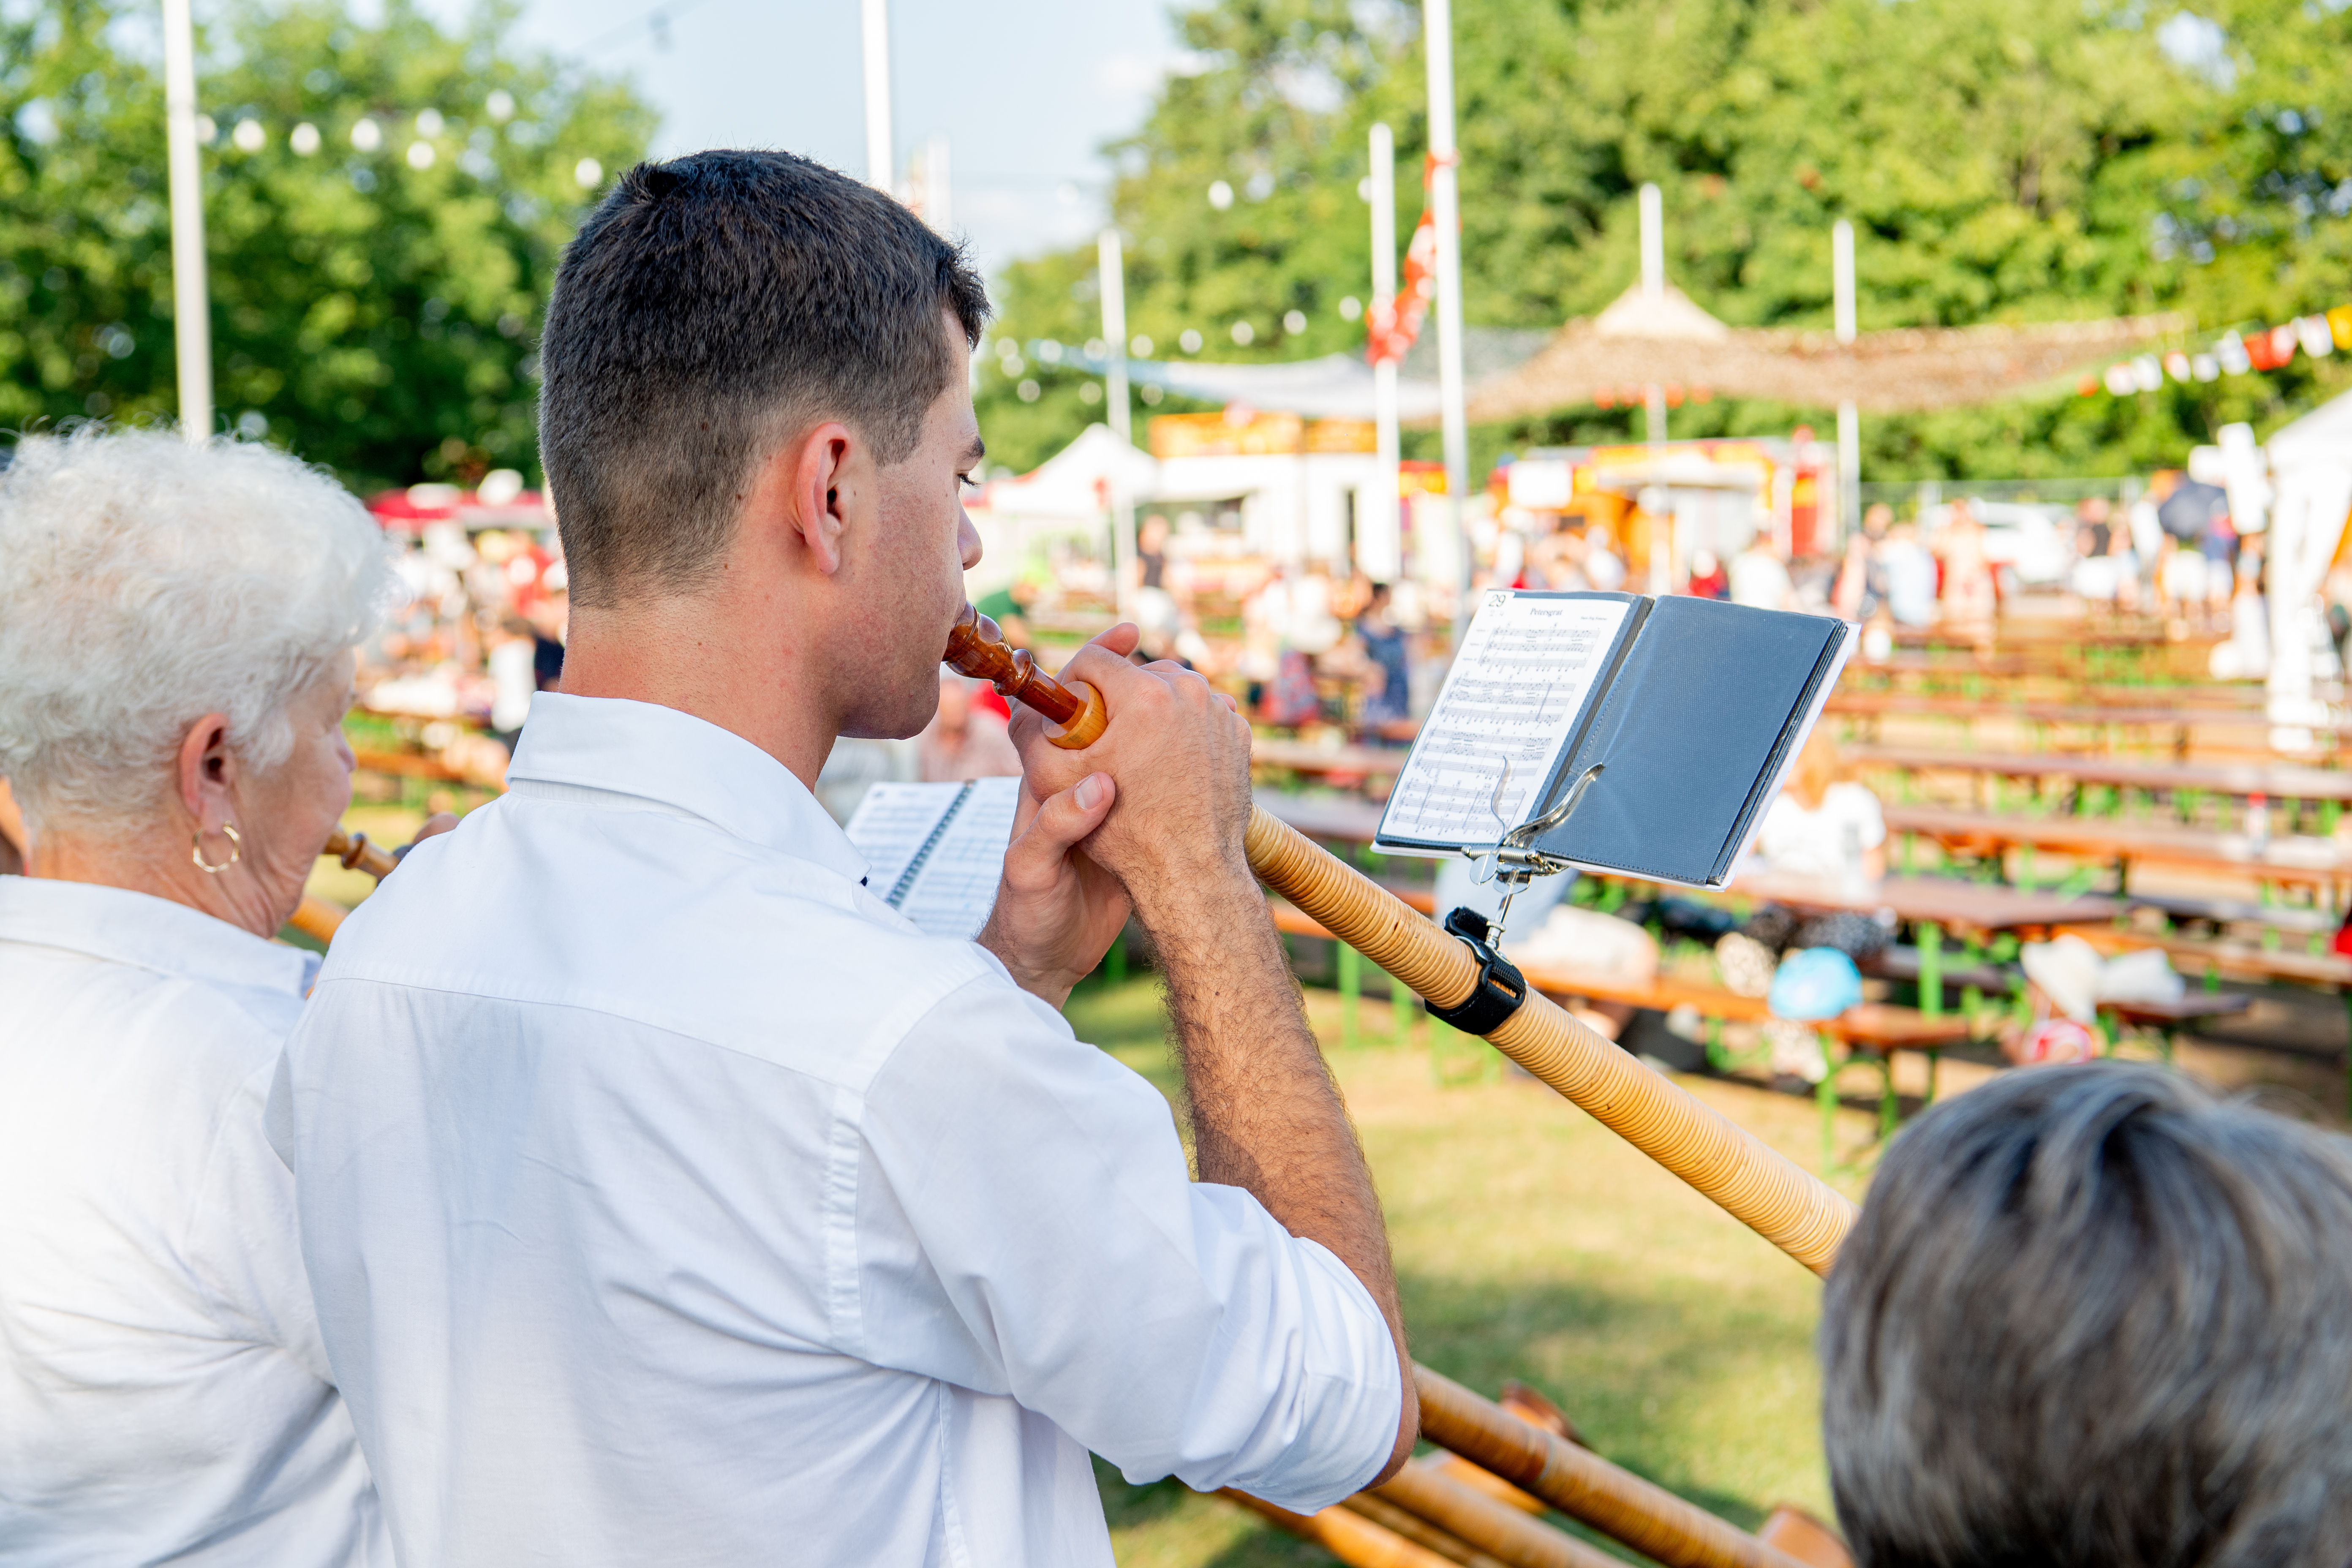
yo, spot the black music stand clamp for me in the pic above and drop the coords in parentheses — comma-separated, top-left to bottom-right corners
(1430, 762, 1606, 1037)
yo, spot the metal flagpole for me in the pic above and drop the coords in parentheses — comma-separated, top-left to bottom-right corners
(1833, 219, 1859, 547)
(1423, 0, 1472, 627)
(1098, 229, 1137, 620)
(162, 0, 212, 445)
(860, 0, 892, 192)
(1369, 122, 1402, 584)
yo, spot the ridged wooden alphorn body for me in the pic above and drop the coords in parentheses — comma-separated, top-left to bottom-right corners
(946, 605, 1859, 1279)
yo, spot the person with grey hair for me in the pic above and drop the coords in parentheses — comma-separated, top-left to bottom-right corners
(1820, 1062, 2352, 1566)
(0, 427, 436, 1564)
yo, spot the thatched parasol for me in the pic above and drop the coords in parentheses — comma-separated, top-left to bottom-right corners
(1464, 285, 2191, 421)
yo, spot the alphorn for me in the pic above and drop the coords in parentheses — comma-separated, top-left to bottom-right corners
(942, 605, 1858, 1278)
(287, 827, 404, 945)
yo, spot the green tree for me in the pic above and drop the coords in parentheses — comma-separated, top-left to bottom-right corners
(980, 0, 2352, 482)
(0, 0, 653, 490)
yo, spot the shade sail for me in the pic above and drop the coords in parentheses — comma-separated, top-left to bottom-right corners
(1465, 285, 2191, 420)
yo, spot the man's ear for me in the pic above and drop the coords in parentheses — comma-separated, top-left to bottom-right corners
(773, 420, 857, 577)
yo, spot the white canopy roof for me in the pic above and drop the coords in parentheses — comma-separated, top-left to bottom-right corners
(980, 424, 1159, 518)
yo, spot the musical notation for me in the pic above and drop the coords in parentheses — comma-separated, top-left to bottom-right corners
(896, 779, 1019, 939)
(1377, 592, 1631, 848)
(845, 777, 1022, 939)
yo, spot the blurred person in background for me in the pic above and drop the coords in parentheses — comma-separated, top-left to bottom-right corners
(1130, 513, 1184, 660)
(1879, 517, 1938, 629)
(1686, 547, 1729, 599)
(917, 671, 1024, 782)
(1822, 1063, 2352, 1566)
(1730, 531, 1796, 611)
(1749, 725, 1886, 885)
(1936, 499, 1998, 650)
(2070, 496, 2121, 607)
(1832, 525, 1885, 624)
(0, 428, 445, 1564)
(2159, 531, 2210, 623)
(1354, 582, 1415, 740)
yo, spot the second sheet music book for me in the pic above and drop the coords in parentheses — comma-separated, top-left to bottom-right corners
(1374, 590, 1853, 888)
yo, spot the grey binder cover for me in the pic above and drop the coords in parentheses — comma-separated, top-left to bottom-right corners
(1533, 596, 1848, 886)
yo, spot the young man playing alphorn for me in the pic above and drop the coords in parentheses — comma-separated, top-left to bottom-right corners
(269, 150, 1414, 1565)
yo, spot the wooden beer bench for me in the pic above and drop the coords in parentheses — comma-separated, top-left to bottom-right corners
(1266, 899, 1977, 1161)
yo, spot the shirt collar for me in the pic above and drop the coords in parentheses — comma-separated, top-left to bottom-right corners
(505, 694, 871, 885)
(0, 876, 316, 997)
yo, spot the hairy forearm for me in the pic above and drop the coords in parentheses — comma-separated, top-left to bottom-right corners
(1143, 877, 1417, 1479)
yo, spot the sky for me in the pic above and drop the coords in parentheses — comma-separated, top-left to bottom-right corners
(416, 0, 1190, 278)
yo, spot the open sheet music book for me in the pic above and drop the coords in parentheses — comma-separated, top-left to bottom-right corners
(1375, 590, 1854, 888)
(842, 777, 1021, 939)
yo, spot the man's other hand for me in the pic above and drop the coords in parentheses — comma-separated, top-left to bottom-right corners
(977, 764, 1128, 1008)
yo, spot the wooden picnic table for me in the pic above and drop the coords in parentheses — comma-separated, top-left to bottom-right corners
(1252, 737, 1410, 780)
(1828, 690, 2344, 736)
(1885, 803, 2352, 895)
(1726, 869, 2126, 941)
(1255, 790, 1390, 845)
(1851, 746, 2352, 805)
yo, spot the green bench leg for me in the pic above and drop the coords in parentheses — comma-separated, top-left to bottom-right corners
(1818, 1058, 1841, 1171)
(1923, 1048, 1941, 1107)
(1918, 923, 1943, 1018)
(1877, 1053, 1900, 1143)
(1339, 942, 1361, 1050)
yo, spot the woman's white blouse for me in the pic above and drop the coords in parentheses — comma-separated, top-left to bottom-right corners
(0, 877, 386, 1565)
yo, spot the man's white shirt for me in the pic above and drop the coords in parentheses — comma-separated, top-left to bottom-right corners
(0, 877, 386, 1565)
(268, 693, 1401, 1566)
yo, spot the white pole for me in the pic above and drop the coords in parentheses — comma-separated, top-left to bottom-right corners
(1833, 218, 1858, 547)
(1369, 122, 1402, 583)
(1098, 230, 1130, 447)
(1098, 229, 1137, 619)
(1639, 183, 1664, 299)
(162, 0, 212, 445)
(1424, 0, 1472, 617)
(860, 0, 892, 192)
(923, 132, 951, 235)
(1639, 183, 1665, 449)
(1637, 184, 1670, 586)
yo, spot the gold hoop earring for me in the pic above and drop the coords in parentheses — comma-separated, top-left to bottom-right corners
(192, 822, 241, 874)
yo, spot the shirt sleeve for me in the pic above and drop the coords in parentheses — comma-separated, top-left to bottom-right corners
(846, 973, 1400, 1513)
(185, 1053, 336, 1387)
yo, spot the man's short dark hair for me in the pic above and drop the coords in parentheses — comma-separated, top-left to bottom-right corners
(1821, 1063, 2352, 1567)
(537, 150, 990, 605)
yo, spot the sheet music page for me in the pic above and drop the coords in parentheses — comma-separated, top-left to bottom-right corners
(896, 776, 1021, 939)
(843, 782, 964, 901)
(1377, 591, 1633, 849)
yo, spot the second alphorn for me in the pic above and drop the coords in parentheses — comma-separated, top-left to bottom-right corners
(942, 606, 1859, 1278)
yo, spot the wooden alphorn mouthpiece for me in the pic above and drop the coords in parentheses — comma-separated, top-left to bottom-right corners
(942, 602, 1108, 749)
(322, 825, 400, 880)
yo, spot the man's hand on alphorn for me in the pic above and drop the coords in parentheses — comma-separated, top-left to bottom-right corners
(1007, 624, 1255, 924)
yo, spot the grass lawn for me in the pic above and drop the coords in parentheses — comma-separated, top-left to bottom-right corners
(1062, 974, 1871, 1567)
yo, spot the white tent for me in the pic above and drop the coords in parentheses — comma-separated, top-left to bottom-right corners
(980, 423, 1159, 519)
(2260, 392, 2352, 746)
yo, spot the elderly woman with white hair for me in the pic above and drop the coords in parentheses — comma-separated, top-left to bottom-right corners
(0, 428, 436, 1563)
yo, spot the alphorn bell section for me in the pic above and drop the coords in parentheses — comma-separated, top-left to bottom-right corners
(940, 604, 1860, 1278)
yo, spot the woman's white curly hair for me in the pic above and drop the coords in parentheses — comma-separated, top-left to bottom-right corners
(0, 427, 394, 836)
